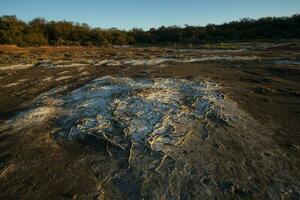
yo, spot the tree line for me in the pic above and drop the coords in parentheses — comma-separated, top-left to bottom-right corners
(0, 14, 299, 47)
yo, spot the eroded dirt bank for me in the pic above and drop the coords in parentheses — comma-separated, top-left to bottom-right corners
(0, 44, 300, 199)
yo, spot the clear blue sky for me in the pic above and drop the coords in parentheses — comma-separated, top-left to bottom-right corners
(0, 0, 299, 30)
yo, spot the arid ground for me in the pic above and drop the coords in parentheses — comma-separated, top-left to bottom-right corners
(0, 43, 299, 199)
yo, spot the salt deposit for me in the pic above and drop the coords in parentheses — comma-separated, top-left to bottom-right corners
(9, 76, 250, 158)
(2, 78, 29, 88)
(95, 56, 259, 67)
(0, 64, 32, 71)
(55, 76, 72, 81)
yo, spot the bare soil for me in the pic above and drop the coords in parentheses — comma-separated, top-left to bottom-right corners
(0, 44, 299, 199)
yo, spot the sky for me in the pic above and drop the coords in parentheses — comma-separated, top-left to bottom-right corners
(0, 0, 299, 30)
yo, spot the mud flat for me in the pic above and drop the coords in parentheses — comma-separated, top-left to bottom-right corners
(0, 44, 299, 199)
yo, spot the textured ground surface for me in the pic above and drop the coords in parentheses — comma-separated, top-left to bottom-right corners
(0, 44, 299, 199)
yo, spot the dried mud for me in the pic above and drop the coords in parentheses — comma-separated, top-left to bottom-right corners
(0, 44, 299, 199)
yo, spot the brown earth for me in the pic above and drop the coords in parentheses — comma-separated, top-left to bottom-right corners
(0, 44, 299, 199)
